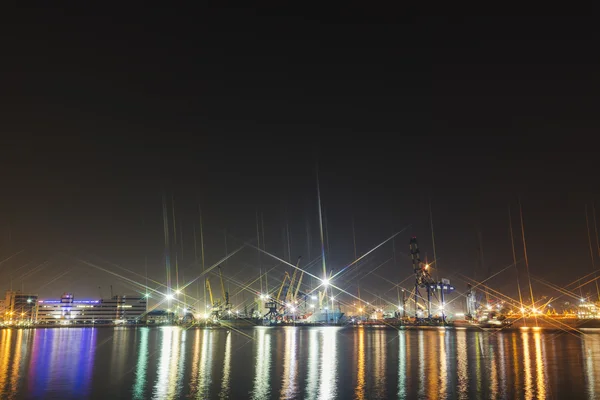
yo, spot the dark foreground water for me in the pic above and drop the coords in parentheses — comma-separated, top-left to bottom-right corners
(1, 326, 599, 399)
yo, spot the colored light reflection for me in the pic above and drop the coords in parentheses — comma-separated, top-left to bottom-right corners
(0, 329, 13, 396)
(397, 330, 406, 399)
(220, 331, 232, 398)
(356, 328, 365, 399)
(27, 328, 96, 399)
(522, 332, 533, 399)
(318, 328, 338, 399)
(305, 328, 319, 398)
(456, 329, 468, 398)
(194, 329, 213, 398)
(534, 332, 546, 399)
(132, 328, 149, 399)
(373, 329, 386, 398)
(152, 327, 183, 399)
(252, 328, 272, 399)
(280, 327, 298, 399)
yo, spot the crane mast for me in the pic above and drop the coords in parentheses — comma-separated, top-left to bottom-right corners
(410, 236, 454, 323)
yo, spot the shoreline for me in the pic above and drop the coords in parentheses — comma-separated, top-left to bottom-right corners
(2, 323, 600, 332)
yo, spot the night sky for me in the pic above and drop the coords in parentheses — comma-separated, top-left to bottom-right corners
(1, 6, 598, 306)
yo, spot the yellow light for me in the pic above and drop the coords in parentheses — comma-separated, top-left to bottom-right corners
(425, 264, 429, 269)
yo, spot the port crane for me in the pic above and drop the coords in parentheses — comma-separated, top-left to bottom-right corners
(205, 265, 231, 319)
(410, 236, 455, 323)
(264, 256, 306, 321)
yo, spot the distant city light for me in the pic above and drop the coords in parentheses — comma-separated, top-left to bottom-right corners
(290, 307, 296, 312)
(203, 313, 209, 319)
(175, 290, 181, 295)
(183, 308, 187, 313)
(311, 295, 317, 300)
(166, 294, 174, 300)
(322, 278, 330, 287)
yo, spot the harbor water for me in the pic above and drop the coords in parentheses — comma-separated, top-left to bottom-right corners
(0, 326, 598, 399)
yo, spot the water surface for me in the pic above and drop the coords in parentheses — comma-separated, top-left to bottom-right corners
(0, 326, 598, 399)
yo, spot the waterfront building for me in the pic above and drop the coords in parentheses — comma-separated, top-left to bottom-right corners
(146, 309, 175, 324)
(37, 293, 147, 324)
(0, 290, 39, 325)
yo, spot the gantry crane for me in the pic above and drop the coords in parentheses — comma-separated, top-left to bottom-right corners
(410, 236, 455, 323)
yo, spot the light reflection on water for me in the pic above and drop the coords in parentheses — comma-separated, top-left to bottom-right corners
(0, 327, 598, 399)
(252, 327, 271, 399)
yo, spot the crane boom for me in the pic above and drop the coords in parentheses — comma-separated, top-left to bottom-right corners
(293, 271, 304, 302)
(277, 272, 290, 302)
(205, 278, 214, 306)
(218, 265, 228, 305)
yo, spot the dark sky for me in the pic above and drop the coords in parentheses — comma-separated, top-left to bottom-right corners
(1, 5, 599, 307)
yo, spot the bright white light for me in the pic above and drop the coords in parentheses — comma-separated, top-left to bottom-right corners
(166, 294, 174, 300)
(486, 305, 492, 311)
(322, 278, 330, 287)
(520, 308, 526, 313)
(311, 295, 317, 300)
(290, 307, 296, 312)
(455, 313, 465, 317)
(228, 310, 232, 315)
(324, 307, 329, 310)
(183, 308, 188, 313)
(286, 303, 292, 308)
(581, 298, 585, 303)
(203, 313, 209, 319)
(398, 306, 403, 311)
(310, 304, 315, 308)
(175, 290, 181, 295)
(425, 264, 430, 269)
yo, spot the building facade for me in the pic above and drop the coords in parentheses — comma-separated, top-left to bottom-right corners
(37, 293, 147, 324)
(0, 291, 39, 325)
